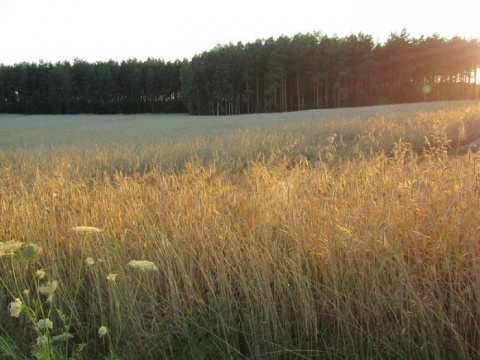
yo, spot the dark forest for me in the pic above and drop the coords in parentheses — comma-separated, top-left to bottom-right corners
(1, 30, 479, 115)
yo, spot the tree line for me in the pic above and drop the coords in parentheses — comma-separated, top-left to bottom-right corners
(0, 58, 185, 114)
(181, 31, 480, 115)
(1, 30, 479, 115)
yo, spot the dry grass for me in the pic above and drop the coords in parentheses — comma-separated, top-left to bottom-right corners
(1, 101, 480, 359)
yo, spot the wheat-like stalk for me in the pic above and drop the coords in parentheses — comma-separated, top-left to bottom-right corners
(0, 101, 479, 359)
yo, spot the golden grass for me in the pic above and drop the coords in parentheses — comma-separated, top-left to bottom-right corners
(1, 101, 480, 359)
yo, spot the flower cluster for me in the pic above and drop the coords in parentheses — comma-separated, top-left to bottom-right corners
(8, 298, 22, 317)
(98, 326, 108, 337)
(127, 260, 158, 272)
(35, 269, 46, 279)
(0, 240, 24, 257)
(37, 318, 53, 330)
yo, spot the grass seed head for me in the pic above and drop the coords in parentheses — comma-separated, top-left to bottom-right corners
(71, 226, 102, 234)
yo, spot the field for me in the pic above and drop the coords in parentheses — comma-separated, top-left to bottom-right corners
(1, 100, 480, 359)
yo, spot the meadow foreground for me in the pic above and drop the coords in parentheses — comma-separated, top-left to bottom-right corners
(1, 101, 480, 359)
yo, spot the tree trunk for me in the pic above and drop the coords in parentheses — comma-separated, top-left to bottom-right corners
(246, 79, 251, 114)
(296, 70, 301, 111)
(196, 90, 201, 115)
(475, 67, 479, 98)
(274, 87, 277, 111)
(324, 75, 329, 108)
(255, 73, 260, 113)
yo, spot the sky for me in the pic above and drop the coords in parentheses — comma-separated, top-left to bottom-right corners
(1, 0, 479, 65)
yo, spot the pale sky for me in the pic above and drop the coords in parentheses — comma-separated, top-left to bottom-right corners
(1, 0, 479, 65)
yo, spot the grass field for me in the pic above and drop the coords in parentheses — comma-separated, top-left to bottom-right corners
(1, 100, 480, 359)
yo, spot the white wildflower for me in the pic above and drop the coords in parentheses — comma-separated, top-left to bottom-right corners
(98, 326, 108, 337)
(127, 260, 158, 272)
(39, 280, 58, 296)
(107, 273, 117, 282)
(37, 318, 53, 330)
(8, 298, 22, 317)
(35, 269, 46, 279)
(46, 294, 54, 304)
(0, 240, 23, 257)
(36, 335, 49, 346)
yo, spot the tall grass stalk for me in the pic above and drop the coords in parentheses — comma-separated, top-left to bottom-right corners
(1, 101, 480, 358)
